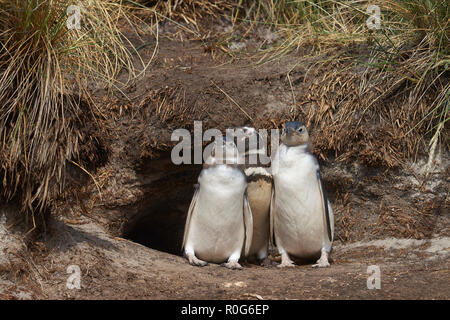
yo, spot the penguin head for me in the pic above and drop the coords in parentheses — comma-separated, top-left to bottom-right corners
(232, 126, 261, 154)
(208, 136, 239, 165)
(281, 121, 309, 146)
(234, 126, 257, 137)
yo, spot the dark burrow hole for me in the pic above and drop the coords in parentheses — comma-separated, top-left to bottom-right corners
(123, 154, 202, 256)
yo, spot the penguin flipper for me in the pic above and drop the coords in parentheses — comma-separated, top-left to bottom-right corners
(316, 170, 333, 242)
(182, 185, 200, 251)
(269, 185, 276, 247)
(243, 192, 253, 257)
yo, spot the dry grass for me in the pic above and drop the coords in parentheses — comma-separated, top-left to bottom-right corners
(373, 203, 437, 239)
(128, 0, 232, 32)
(293, 55, 439, 167)
(125, 1, 448, 169)
(0, 0, 143, 228)
(239, 0, 449, 168)
(132, 1, 448, 167)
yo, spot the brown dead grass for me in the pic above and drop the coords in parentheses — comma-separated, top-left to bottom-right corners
(372, 203, 437, 239)
(132, 0, 232, 30)
(0, 0, 145, 230)
(294, 52, 448, 168)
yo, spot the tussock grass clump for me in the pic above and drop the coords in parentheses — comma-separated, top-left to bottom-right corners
(241, 0, 448, 167)
(129, 0, 231, 28)
(0, 0, 139, 227)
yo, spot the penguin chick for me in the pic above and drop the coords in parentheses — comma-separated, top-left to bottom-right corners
(271, 121, 334, 268)
(182, 137, 253, 270)
(233, 127, 273, 266)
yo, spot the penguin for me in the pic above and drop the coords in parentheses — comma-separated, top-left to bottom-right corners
(233, 127, 273, 266)
(270, 121, 334, 268)
(182, 136, 253, 269)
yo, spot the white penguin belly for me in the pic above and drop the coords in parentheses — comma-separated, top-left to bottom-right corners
(187, 165, 246, 263)
(273, 150, 327, 258)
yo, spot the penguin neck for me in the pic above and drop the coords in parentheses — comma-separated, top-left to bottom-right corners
(240, 147, 270, 168)
(244, 148, 266, 157)
(285, 143, 311, 153)
(244, 166, 272, 183)
(203, 162, 240, 170)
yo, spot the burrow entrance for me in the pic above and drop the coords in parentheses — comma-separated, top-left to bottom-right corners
(123, 153, 202, 255)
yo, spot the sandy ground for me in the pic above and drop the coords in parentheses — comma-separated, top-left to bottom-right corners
(0, 216, 448, 300)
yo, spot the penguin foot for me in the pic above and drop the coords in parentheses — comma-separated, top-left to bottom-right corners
(277, 260, 295, 268)
(312, 260, 330, 268)
(187, 254, 208, 267)
(277, 252, 295, 268)
(221, 261, 243, 270)
(312, 249, 331, 268)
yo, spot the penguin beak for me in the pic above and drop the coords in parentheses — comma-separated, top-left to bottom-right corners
(286, 127, 295, 135)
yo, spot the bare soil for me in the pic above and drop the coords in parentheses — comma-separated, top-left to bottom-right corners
(1, 218, 448, 300)
(0, 16, 448, 300)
